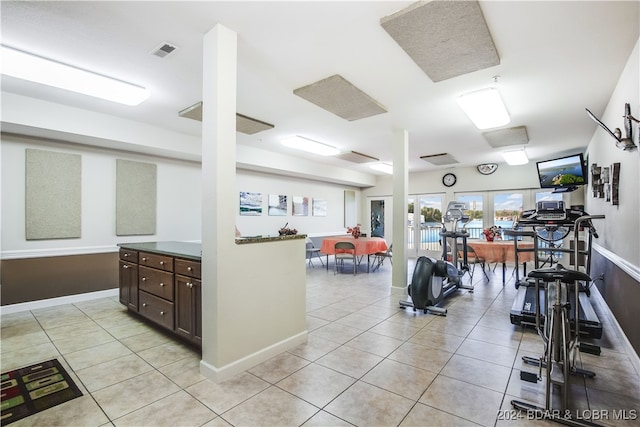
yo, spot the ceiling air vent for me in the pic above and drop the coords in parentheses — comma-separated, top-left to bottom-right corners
(151, 42, 178, 58)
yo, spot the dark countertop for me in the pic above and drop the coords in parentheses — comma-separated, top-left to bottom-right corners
(235, 234, 306, 245)
(118, 241, 201, 261)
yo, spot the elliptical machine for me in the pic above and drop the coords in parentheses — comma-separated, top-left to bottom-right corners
(399, 202, 474, 315)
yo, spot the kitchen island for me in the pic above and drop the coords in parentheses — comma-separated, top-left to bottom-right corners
(118, 241, 202, 347)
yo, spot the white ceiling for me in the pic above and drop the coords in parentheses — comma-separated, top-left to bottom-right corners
(1, 1, 638, 175)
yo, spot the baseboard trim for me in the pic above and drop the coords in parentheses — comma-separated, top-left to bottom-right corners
(199, 331, 308, 383)
(0, 288, 119, 314)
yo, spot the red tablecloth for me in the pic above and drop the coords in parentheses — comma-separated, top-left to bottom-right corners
(320, 236, 388, 255)
(467, 240, 535, 263)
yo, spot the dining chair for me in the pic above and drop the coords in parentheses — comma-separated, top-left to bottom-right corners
(334, 241, 357, 275)
(371, 243, 392, 272)
(305, 237, 324, 268)
(463, 244, 489, 281)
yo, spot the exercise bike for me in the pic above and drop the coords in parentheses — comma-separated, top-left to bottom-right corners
(511, 215, 604, 427)
(399, 202, 473, 315)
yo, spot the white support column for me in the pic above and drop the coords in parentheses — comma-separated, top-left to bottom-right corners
(199, 25, 307, 383)
(392, 129, 409, 291)
(200, 24, 238, 377)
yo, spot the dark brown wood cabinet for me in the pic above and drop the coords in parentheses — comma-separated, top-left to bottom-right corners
(119, 249, 139, 311)
(118, 242, 202, 348)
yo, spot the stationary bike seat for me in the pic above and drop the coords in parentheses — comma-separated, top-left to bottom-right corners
(527, 264, 591, 283)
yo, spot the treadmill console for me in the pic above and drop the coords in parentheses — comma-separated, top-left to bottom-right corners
(517, 202, 590, 228)
(536, 201, 566, 221)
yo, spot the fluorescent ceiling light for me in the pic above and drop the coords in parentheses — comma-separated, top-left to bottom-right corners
(457, 88, 510, 130)
(0, 45, 150, 106)
(370, 163, 393, 174)
(280, 136, 340, 156)
(502, 149, 529, 165)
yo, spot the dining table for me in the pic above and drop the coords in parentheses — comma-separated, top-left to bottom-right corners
(320, 235, 388, 273)
(467, 239, 535, 284)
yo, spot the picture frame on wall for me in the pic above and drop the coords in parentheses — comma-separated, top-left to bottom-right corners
(239, 191, 262, 215)
(268, 194, 287, 216)
(292, 196, 308, 216)
(312, 198, 327, 216)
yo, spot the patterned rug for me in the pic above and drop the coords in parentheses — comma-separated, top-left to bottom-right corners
(1, 359, 83, 424)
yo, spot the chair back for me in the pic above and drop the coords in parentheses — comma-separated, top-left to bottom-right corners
(335, 241, 355, 254)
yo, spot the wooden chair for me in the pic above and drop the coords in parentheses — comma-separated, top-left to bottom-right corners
(334, 241, 357, 275)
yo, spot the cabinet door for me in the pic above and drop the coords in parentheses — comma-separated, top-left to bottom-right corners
(175, 275, 200, 343)
(119, 261, 138, 311)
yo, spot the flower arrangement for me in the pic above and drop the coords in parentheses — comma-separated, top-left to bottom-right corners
(347, 224, 361, 239)
(278, 222, 298, 236)
(482, 225, 502, 241)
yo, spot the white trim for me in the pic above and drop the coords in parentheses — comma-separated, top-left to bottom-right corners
(199, 331, 308, 383)
(305, 231, 347, 238)
(593, 243, 640, 283)
(0, 289, 119, 314)
(1, 245, 119, 260)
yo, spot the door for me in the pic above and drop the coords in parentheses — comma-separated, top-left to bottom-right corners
(370, 200, 384, 238)
(410, 195, 444, 258)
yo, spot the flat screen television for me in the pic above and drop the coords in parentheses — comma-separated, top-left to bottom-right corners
(536, 153, 587, 192)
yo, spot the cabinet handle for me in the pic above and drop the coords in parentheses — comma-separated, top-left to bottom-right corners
(187, 282, 193, 288)
(159, 282, 165, 287)
(160, 261, 165, 266)
(160, 311, 165, 315)
(142, 257, 148, 262)
(187, 267, 192, 271)
(141, 277, 147, 282)
(124, 253, 129, 257)
(142, 303, 148, 307)
(122, 264, 129, 269)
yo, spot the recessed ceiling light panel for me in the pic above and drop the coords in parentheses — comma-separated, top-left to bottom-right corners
(281, 136, 340, 156)
(1, 45, 150, 106)
(502, 149, 529, 165)
(370, 163, 393, 174)
(457, 88, 510, 129)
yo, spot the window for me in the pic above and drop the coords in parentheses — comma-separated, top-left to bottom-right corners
(494, 192, 523, 230)
(456, 194, 483, 238)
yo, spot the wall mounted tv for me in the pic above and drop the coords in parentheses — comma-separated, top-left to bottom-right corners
(536, 153, 587, 193)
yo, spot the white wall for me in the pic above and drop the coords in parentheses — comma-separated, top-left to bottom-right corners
(1, 134, 362, 259)
(1, 134, 202, 258)
(236, 169, 359, 238)
(585, 38, 640, 267)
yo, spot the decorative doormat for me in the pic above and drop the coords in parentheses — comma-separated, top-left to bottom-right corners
(1, 359, 83, 425)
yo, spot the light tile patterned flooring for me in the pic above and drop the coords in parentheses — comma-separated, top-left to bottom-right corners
(2, 260, 639, 427)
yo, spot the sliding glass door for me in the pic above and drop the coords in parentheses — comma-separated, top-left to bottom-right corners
(408, 195, 444, 257)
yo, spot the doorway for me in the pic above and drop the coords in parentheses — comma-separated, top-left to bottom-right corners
(370, 200, 384, 238)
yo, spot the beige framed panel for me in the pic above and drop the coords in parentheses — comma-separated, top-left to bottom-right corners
(25, 148, 81, 240)
(116, 159, 157, 236)
(344, 190, 356, 227)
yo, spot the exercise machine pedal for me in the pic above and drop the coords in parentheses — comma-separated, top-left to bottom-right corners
(579, 342, 601, 356)
(520, 371, 538, 383)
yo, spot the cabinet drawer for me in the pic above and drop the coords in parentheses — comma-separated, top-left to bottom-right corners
(139, 266, 174, 301)
(120, 249, 138, 262)
(175, 259, 201, 279)
(139, 252, 174, 272)
(139, 291, 174, 330)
